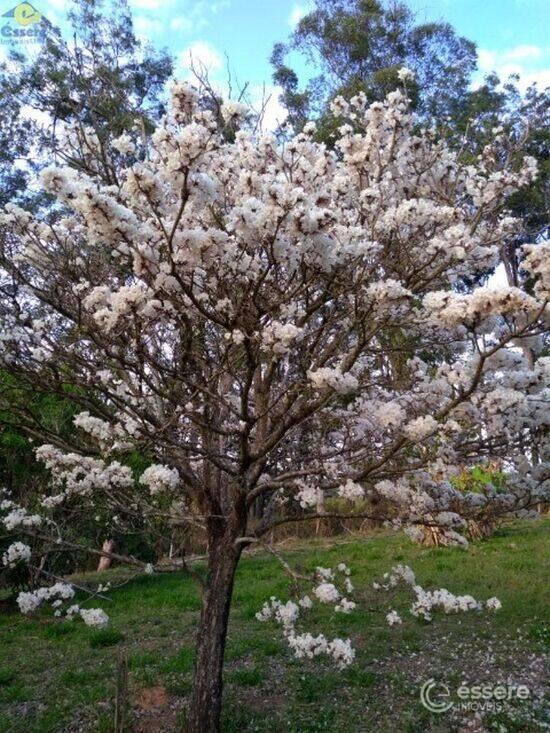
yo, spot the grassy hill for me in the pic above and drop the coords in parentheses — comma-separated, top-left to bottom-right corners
(0, 519, 548, 732)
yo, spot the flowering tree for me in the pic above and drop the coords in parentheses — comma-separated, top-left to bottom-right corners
(0, 80, 548, 732)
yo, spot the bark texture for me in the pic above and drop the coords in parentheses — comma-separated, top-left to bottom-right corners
(186, 522, 242, 732)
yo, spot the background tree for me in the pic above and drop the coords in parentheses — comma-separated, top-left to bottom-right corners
(0, 0, 174, 574)
(271, 0, 477, 133)
(0, 0, 172, 209)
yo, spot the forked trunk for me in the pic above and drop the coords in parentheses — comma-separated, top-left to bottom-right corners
(186, 528, 241, 733)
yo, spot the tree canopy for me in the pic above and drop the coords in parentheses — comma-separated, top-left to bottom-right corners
(0, 81, 548, 731)
(0, 0, 172, 209)
(271, 0, 477, 131)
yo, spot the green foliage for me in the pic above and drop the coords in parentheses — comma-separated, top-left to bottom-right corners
(528, 621, 549, 649)
(0, 371, 79, 495)
(227, 667, 265, 686)
(271, 0, 476, 132)
(43, 623, 77, 640)
(88, 627, 125, 648)
(0, 669, 15, 686)
(452, 465, 507, 494)
(0, 368, 165, 584)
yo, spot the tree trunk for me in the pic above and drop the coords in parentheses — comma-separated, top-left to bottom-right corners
(186, 527, 241, 733)
(97, 539, 115, 572)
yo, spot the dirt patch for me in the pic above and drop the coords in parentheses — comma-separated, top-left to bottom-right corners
(132, 686, 186, 733)
(135, 686, 169, 710)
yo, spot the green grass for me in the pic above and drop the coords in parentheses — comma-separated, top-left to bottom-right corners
(88, 628, 125, 649)
(0, 519, 548, 732)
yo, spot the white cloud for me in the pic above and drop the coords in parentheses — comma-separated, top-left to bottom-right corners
(177, 41, 223, 78)
(514, 68, 550, 90)
(477, 49, 497, 72)
(505, 45, 543, 61)
(288, 3, 311, 28)
(129, 0, 172, 9)
(251, 85, 288, 131)
(20, 105, 52, 127)
(47, 0, 69, 10)
(170, 16, 194, 32)
(476, 45, 549, 91)
(133, 15, 164, 39)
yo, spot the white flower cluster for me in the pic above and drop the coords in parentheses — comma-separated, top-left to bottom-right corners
(36, 445, 134, 503)
(370, 471, 521, 548)
(111, 133, 135, 156)
(374, 563, 417, 590)
(73, 410, 139, 453)
(295, 482, 324, 509)
(15, 582, 110, 627)
(374, 565, 502, 624)
(79, 607, 110, 628)
(84, 283, 169, 333)
(256, 597, 300, 629)
(386, 609, 402, 626)
(307, 367, 358, 394)
(73, 411, 114, 444)
(397, 67, 415, 82)
(220, 100, 248, 123)
(313, 582, 340, 604)
(361, 399, 406, 430)
(423, 287, 540, 329)
(261, 321, 302, 355)
(1, 505, 42, 531)
(287, 633, 355, 669)
(522, 242, 550, 299)
(139, 464, 181, 495)
(256, 564, 356, 668)
(373, 478, 436, 516)
(337, 479, 364, 502)
(403, 415, 438, 441)
(63, 604, 110, 627)
(486, 597, 502, 611)
(410, 587, 482, 620)
(2, 541, 32, 567)
(17, 582, 75, 614)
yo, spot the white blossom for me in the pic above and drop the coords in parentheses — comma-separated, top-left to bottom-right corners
(2, 542, 32, 567)
(140, 464, 180, 495)
(80, 608, 110, 628)
(486, 597, 502, 611)
(397, 67, 415, 82)
(314, 582, 340, 604)
(386, 610, 402, 626)
(337, 479, 364, 502)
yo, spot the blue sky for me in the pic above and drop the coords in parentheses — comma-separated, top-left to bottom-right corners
(2, 0, 549, 125)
